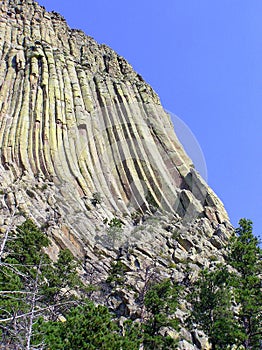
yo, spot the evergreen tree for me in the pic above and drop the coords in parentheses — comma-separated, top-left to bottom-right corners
(143, 279, 180, 349)
(188, 266, 244, 349)
(0, 219, 142, 349)
(106, 260, 128, 287)
(0, 219, 82, 347)
(2, 217, 260, 349)
(189, 219, 262, 349)
(0, 219, 51, 347)
(39, 300, 141, 350)
(41, 248, 83, 306)
(228, 219, 262, 349)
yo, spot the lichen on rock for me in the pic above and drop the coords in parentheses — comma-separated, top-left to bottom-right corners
(0, 1, 234, 348)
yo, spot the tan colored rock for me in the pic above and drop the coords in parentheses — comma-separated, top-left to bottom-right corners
(1, 0, 230, 224)
(0, 3, 234, 348)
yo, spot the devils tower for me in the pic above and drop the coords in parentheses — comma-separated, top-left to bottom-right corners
(0, 1, 234, 348)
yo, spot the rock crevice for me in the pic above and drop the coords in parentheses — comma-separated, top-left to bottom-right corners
(0, 2, 233, 347)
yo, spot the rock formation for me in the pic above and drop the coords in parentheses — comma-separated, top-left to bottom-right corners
(0, 0, 233, 347)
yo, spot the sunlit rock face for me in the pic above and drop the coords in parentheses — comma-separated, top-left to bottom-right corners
(0, 2, 234, 347)
(0, 0, 232, 276)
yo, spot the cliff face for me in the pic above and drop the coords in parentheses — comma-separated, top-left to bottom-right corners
(0, 1, 232, 347)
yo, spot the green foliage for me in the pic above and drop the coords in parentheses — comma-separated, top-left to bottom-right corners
(189, 219, 262, 350)
(188, 266, 243, 349)
(145, 191, 159, 209)
(228, 219, 262, 349)
(229, 219, 261, 275)
(106, 218, 124, 247)
(41, 183, 48, 191)
(108, 217, 123, 229)
(40, 300, 140, 350)
(0, 219, 142, 349)
(106, 260, 128, 286)
(91, 192, 102, 207)
(121, 320, 143, 349)
(0, 219, 51, 346)
(143, 279, 180, 349)
(41, 248, 83, 303)
(0, 258, 25, 343)
(2, 216, 260, 350)
(0, 219, 51, 296)
(0, 220, 83, 347)
(6, 218, 50, 266)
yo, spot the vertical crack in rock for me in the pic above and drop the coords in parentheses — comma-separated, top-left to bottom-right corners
(0, 0, 232, 289)
(0, 3, 235, 347)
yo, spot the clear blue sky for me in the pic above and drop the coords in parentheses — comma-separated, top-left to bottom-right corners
(40, 0, 262, 238)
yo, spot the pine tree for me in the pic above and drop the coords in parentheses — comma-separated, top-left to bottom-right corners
(228, 219, 262, 349)
(0, 219, 51, 347)
(40, 299, 141, 350)
(189, 219, 262, 349)
(143, 279, 180, 349)
(0, 219, 82, 347)
(188, 266, 244, 349)
(0, 219, 142, 349)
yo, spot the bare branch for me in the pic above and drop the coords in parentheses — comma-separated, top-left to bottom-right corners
(26, 262, 40, 350)
(0, 300, 78, 323)
(0, 291, 36, 295)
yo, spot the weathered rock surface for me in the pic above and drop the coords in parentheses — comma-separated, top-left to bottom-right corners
(0, 1, 233, 348)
